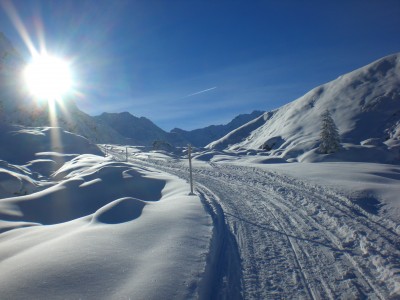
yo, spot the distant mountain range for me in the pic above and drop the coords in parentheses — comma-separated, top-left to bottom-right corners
(208, 53, 400, 163)
(95, 110, 264, 147)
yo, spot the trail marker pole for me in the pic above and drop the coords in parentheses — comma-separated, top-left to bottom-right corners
(188, 144, 194, 195)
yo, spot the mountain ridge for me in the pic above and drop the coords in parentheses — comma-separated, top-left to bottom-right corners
(170, 110, 264, 147)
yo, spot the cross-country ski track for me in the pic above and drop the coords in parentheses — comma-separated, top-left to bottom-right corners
(111, 149, 400, 299)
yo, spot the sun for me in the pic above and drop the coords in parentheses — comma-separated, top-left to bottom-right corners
(24, 54, 72, 101)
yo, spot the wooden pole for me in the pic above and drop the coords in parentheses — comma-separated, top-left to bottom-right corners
(188, 144, 194, 195)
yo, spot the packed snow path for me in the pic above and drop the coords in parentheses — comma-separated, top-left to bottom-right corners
(111, 150, 400, 299)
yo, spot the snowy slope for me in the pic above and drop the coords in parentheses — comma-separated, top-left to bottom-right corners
(208, 53, 400, 163)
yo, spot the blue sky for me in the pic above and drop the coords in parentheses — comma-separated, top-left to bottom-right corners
(1, 0, 400, 130)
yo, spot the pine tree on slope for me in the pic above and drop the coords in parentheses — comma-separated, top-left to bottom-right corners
(318, 110, 340, 154)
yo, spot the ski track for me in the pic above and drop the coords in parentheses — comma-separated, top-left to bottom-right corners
(111, 150, 400, 299)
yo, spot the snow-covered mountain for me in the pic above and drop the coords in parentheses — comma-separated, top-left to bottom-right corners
(208, 53, 400, 164)
(171, 110, 264, 147)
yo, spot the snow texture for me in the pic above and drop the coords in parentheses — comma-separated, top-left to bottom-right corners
(127, 147, 400, 299)
(0, 128, 212, 299)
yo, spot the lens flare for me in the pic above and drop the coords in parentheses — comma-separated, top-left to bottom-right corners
(24, 54, 72, 101)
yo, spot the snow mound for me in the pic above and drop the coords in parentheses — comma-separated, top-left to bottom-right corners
(92, 197, 147, 224)
(208, 53, 400, 163)
(24, 159, 58, 177)
(0, 152, 212, 299)
(0, 156, 166, 225)
(0, 161, 37, 198)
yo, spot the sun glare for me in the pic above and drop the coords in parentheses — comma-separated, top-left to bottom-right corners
(24, 54, 72, 101)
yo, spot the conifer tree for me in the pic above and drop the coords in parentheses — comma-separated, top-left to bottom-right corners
(318, 110, 340, 154)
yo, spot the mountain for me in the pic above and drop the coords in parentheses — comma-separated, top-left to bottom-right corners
(208, 53, 400, 164)
(94, 112, 185, 146)
(171, 110, 264, 147)
(95, 111, 265, 147)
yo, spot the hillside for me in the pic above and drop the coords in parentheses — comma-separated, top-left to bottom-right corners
(208, 53, 400, 164)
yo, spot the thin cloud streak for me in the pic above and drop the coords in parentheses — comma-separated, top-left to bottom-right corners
(183, 86, 217, 98)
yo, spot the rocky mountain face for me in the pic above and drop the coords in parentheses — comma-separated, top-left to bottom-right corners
(208, 53, 400, 163)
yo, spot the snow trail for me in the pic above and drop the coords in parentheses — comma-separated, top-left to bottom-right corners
(119, 151, 400, 299)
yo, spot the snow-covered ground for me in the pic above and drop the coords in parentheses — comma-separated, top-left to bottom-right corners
(1, 127, 400, 299)
(123, 147, 400, 299)
(0, 128, 213, 299)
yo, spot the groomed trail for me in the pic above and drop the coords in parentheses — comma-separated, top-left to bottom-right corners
(111, 149, 400, 299)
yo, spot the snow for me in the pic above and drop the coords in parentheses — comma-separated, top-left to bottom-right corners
(125, 148, 400, 298)
(188, 149, 400, 224)
(255, 161, 400, 222)
(2, 131, 400, 299)
(0, 125, 102, 165)
(0, 127, 213, 299)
